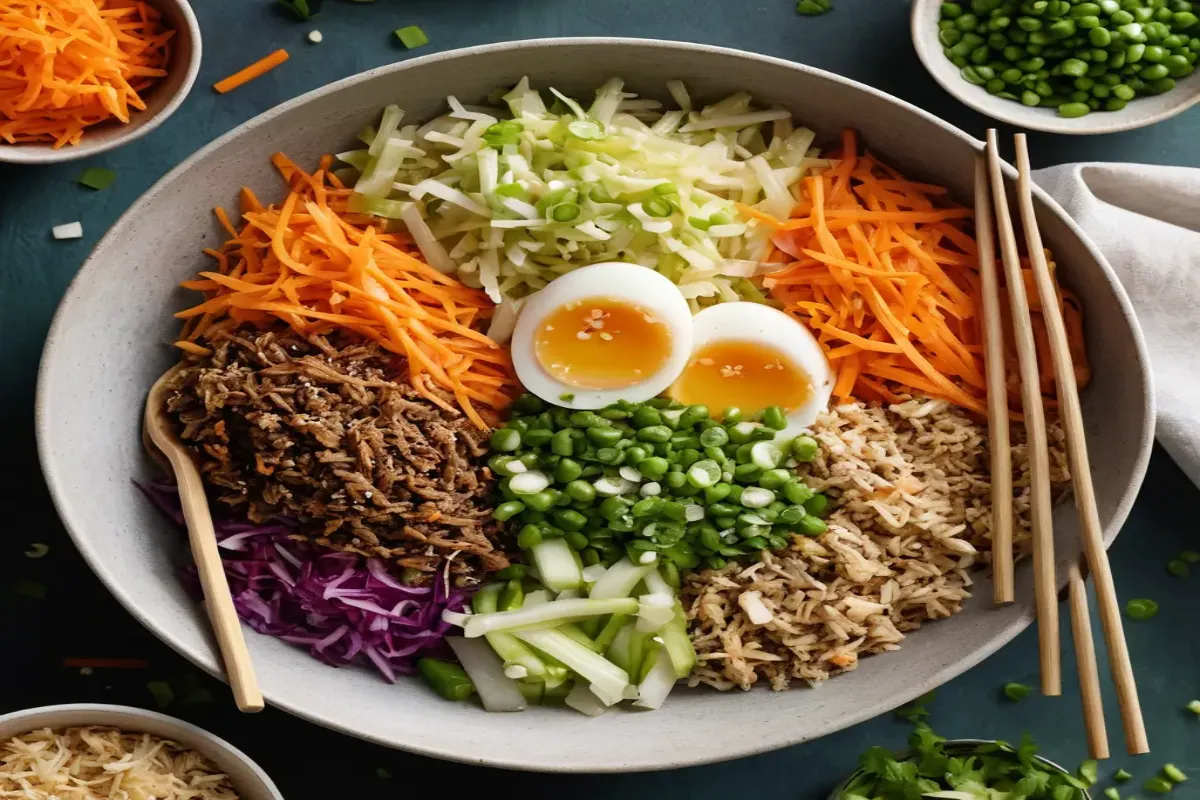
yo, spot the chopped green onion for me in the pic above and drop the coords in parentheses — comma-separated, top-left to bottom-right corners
(277, 0, 318, 21)
(643, 196, 673, 218)
(10, 580, 47, 600)
(1144, 777, 1173, 794)
(558, 392, 575, 402)
(1104, 788, 1120, 800)
(1079, 759, 1098, 786)
(550, 203, 581, 222)
(1167, 558, 1189, 577)
(1163, 764, 1187, 783)
(1125, 598, 1159, 620)
(146, 680, 175, 708)
(1186, 699, 1200, 715)
(566, 119, 604, 140)
(78, 167, 117, 190)
(1115, 769, 1133, 782)
(796, 0, 832, 14)
(1004, 681, 1032, 701)
(394, 25, 428, 49)
(1180, 550, 1200, 564)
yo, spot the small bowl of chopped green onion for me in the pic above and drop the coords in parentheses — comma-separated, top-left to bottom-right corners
(828, 731, 1094, 800)
(911, 0, 1200, 134)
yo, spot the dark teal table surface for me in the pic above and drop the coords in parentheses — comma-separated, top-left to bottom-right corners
(2, 1, 1198, 797)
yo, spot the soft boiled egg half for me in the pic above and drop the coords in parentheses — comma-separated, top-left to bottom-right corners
(511, 262, 694, 408)
(670, 302, 834, 429)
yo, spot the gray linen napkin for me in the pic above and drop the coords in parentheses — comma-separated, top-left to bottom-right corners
(1034, 163, 1200, 487)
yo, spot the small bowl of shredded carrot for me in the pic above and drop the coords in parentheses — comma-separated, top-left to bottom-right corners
(0, 0, 201, 164)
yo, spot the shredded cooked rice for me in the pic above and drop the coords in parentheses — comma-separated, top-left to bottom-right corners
(683, 398, 1068, 691)
(0, 727, 239, 800)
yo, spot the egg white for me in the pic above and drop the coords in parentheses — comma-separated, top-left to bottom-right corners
(686, 302, 834, 430)
(511, 262, 694, 409)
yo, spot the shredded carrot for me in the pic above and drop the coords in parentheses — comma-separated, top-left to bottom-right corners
(0, 0, 173, 148)
(761, 128, 1090, 415)
(213, 49, 289, 94)
(176, 153, 518, 429)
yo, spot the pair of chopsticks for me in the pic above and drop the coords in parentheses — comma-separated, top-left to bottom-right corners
(974, 130, 1148, 760)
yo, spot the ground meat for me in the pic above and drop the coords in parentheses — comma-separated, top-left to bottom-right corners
(165, 328, 510, 585)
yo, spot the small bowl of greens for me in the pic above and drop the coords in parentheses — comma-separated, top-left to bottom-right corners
(830, 725, 1094, 800)
(911, 0, 1200, 134)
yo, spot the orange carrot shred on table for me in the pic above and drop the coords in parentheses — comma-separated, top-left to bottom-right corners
(176, 153, 519, 429)
(758, 128, 1090, 415)
(0, 0, 173, 148)
(213, 49, 289, 95)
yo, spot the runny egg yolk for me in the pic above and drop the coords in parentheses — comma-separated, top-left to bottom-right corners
(534, 297, 673, 390)
(672, 340, 813, 418)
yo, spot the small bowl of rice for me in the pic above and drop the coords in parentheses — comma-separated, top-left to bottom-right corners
(0, 704, 282, 800)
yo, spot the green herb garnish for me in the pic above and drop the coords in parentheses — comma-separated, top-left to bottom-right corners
(840, 724, 1085, 800)
(1079, 760, 1099, 786)
(1004, 681, 1033, 701)
(1104, 788, 1120, 800)
(277, 0, 320, 20)
(394, 25, 428, 49)
(1162, 764, 1186, 784)
(1125, 598, 1159, 620)
(146, 680, 175, 708)
(78, 167, 117, 190)
(1115, 769, 1133, 782)
(1167, 559, 1189, 577)
(796, 0, 832, 14)
(558, 393, 576, 403)
(11, 580, 47, 600)
(1144, 776, 1173, 794)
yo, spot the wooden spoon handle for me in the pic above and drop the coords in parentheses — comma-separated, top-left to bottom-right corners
(170, 450, 265, 713)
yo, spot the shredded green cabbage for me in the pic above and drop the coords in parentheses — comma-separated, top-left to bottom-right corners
(337, 78, 826, 320)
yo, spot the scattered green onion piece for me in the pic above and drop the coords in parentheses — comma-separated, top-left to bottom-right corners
(1162, 764, 1186, 783)
(796, 0, 832, 14)
(1167, 558, 1189, 577)
(1144, 777, 1173, 794)
(1004, 681, 1032, 701)
(1125, 597, 1159, 620)
(146, 680, 175, 708)
(1186, 699, 1200, 715)
(1179, 549, 1200, 564)
(417, 658, 475, 700)
(1115, 769, 1133, 782)
(1104, 788, 1120, 800)
(1079, 759, 1099, 786)
(395, 25, 428, 49)
(78, 167, 117, 190)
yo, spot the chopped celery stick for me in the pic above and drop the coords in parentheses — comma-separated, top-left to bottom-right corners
(395, 25, 428, 49)
(347, 193, 409, 218)
(78, 167, 116, 190)
(606, 620, 645, 676)
(590, 557, 654, 599)
(461, 597, 637, 638)
(636, 594, 675, 633)
(335, 149, 369, 171)
(512, 628, 630, 700)
(523, 589, 552, 608)
(559, 622, 603, 653)
(661, 603, 697, 678)
(638, 638, 664, 682)
(641, 566, 673, 597)
(531, 538, 583, 592)
(517, 680, 544, 704)
(446, 637, 526, 712)
(565, 682, 608, 716)
(472, 585, 547, 678)
(633, 648, 678, 710)
(593, 613, 629, 652)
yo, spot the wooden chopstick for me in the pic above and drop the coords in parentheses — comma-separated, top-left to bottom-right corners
(985, 130, 1061, 697)
(1013, 134, 1148, 754)
(973, 154, 1015, 605)
(1068, 562, 1109, 759)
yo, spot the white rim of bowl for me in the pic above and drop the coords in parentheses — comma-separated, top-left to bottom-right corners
(0, 0, 202, 165)
(34, 37, 1157, 771)
(909, 0, 1200, 134)
(0, 703, 283, 800)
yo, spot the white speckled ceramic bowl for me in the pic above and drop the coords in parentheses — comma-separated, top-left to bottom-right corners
(0, 0, 201, 165)
(912, 0, 1200, 134)
(0, 705, 282, 800)
(36, 38, 1154, 772)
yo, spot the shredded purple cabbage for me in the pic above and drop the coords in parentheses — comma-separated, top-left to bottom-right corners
(137, 480, 470, 683)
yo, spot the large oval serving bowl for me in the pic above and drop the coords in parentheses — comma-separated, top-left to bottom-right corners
(36, 38, 1154, 772)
